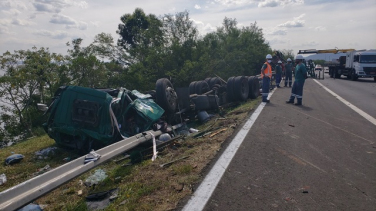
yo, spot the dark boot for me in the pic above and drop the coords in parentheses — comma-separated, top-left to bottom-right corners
(262, 95, 270, 103)
(289, 82, 292, 87)
(294, 98, 302, 106)
(286, 96, 294, 104)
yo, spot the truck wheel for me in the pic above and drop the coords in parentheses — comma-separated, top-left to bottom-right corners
(248, 76, 260, 99)
(226, 77, 235, 102)
(351, 70, 358, 81)
(374, 77, 376, 82)
(233, 76, 249, 101)
(209, 77, 221, 89)
(195, 81, 210, 95)
(156, 78, 177, 113)
(189, 81, 197, 95)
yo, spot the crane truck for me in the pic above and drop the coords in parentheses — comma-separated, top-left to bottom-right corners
(297, 49, 376, 81)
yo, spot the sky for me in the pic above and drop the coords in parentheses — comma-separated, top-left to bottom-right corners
(0, 0, 376, 58)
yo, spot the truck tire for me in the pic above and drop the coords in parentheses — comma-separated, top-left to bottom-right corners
(234, 76, 249, 101)
(374, 77, 376, 82)
(156, 78, 177, 114)
(226, 77, 235, 102)
(248, 76, 260, 99)
(335, 68, 340, 78)
(195, 80, 210, 95)
(189, 81, 197, 95)
(209, 77, 221, 89)
(351, 70, 358, 81)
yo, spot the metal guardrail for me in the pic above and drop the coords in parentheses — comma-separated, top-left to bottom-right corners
(0, 124, 183, 211)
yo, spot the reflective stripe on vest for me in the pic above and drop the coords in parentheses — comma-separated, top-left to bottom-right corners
(261, 62, 272, 78)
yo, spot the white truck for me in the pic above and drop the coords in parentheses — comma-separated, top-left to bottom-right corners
(344, 50, 376, 81)
(298, 49, 376, 81)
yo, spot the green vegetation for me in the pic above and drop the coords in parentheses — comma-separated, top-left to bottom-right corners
(0, 96, 261, 210)
(0, 8, 275, 147)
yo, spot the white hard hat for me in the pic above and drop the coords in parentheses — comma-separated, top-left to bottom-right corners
(287, 58, 292, 62)
(278, 60, 282, 64)
(295, 54, 304, 60)
(266, 54, 272, 59)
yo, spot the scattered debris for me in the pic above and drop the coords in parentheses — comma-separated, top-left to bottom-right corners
(35, 147, 58, 159)
(209, 128, 227, 138)
(86, 188, 118, 211)
(189, 128, 199, 133)
(84, 150, 101, 164)
(32, 165, 51, 176)
(302, 190, 309, 193)
(158, 133, 172, 142)
(17, 203, 43, 211)
(63, 157, 71, 162)
(198, 111, 210, 123)
(78, 190, 83, 196)
(288, 124, 295, 127)
(5, 154, 24, 165)
(84, 169, 107, 187)
(0, 173, 7, 185)
(160, 156, 190, 168)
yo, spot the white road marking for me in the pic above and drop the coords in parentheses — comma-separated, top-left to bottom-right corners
(313, 79, 376, 126)
(182, 88, 276, 211)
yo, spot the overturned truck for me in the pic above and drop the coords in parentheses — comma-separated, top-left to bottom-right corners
(39, 76, 260, 153)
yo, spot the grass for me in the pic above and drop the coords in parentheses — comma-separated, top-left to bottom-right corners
(0, 97, 261, 210)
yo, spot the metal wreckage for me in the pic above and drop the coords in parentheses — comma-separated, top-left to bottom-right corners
(38, 76, 261, 153)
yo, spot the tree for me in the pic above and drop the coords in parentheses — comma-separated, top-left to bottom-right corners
(117, 8, 164, 63)
(0, 47, 66, 140)
(66, 38, 108, 88)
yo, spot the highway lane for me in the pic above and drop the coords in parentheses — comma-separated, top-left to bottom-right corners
(318, 73, 376, 118)
(201, 79, 376, 211)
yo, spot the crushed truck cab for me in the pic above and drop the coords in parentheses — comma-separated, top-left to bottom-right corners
(42, 86, 165, 152)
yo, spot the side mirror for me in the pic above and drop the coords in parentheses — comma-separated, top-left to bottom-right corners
(37, 103, 48, 112)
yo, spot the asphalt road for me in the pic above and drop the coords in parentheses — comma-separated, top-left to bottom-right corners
(202, 79, 376, 211)
(319, 73, 376, 118)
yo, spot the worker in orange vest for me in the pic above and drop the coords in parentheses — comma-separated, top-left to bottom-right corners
(260, 54, 273, 103)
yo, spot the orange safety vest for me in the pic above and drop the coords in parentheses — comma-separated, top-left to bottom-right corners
(261, 62, 272, 78)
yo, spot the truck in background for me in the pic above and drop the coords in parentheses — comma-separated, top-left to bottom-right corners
(298, 49, 376, 82)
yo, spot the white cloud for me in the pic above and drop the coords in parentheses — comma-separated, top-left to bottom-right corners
(266, 27, 287, 35)
(34, 29, 69, 39)
(0, 19, 12, 26)
(258, 0, 279, 7)
(32, 0, 88, 13)
(66, 21, 88, 30)
(2, 9, 22, 16)
(278, 14, 305, 27)
(195, 4, 201, 9)
(267, 38, 286, 45)
(314, 26, 326, 31)
(213, 0, 249, 6)
(11, 18, 34, 26)
(0, 26, 10, 34)
(191, 19, 216, 33)
(50, 14, 76, 25)
(298, 41, 319, 47)
(33, 2, 61, 13)
(0, 1, 27, 11)
(258, 0, 304, 7)
(49, 14, 88, 30)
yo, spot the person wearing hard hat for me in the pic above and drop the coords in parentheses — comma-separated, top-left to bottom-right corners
(260, 54, 273, 103)
(276, 60, 282, 88)
(286, 54, 307, 105)
(284, 58, 293, 87)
